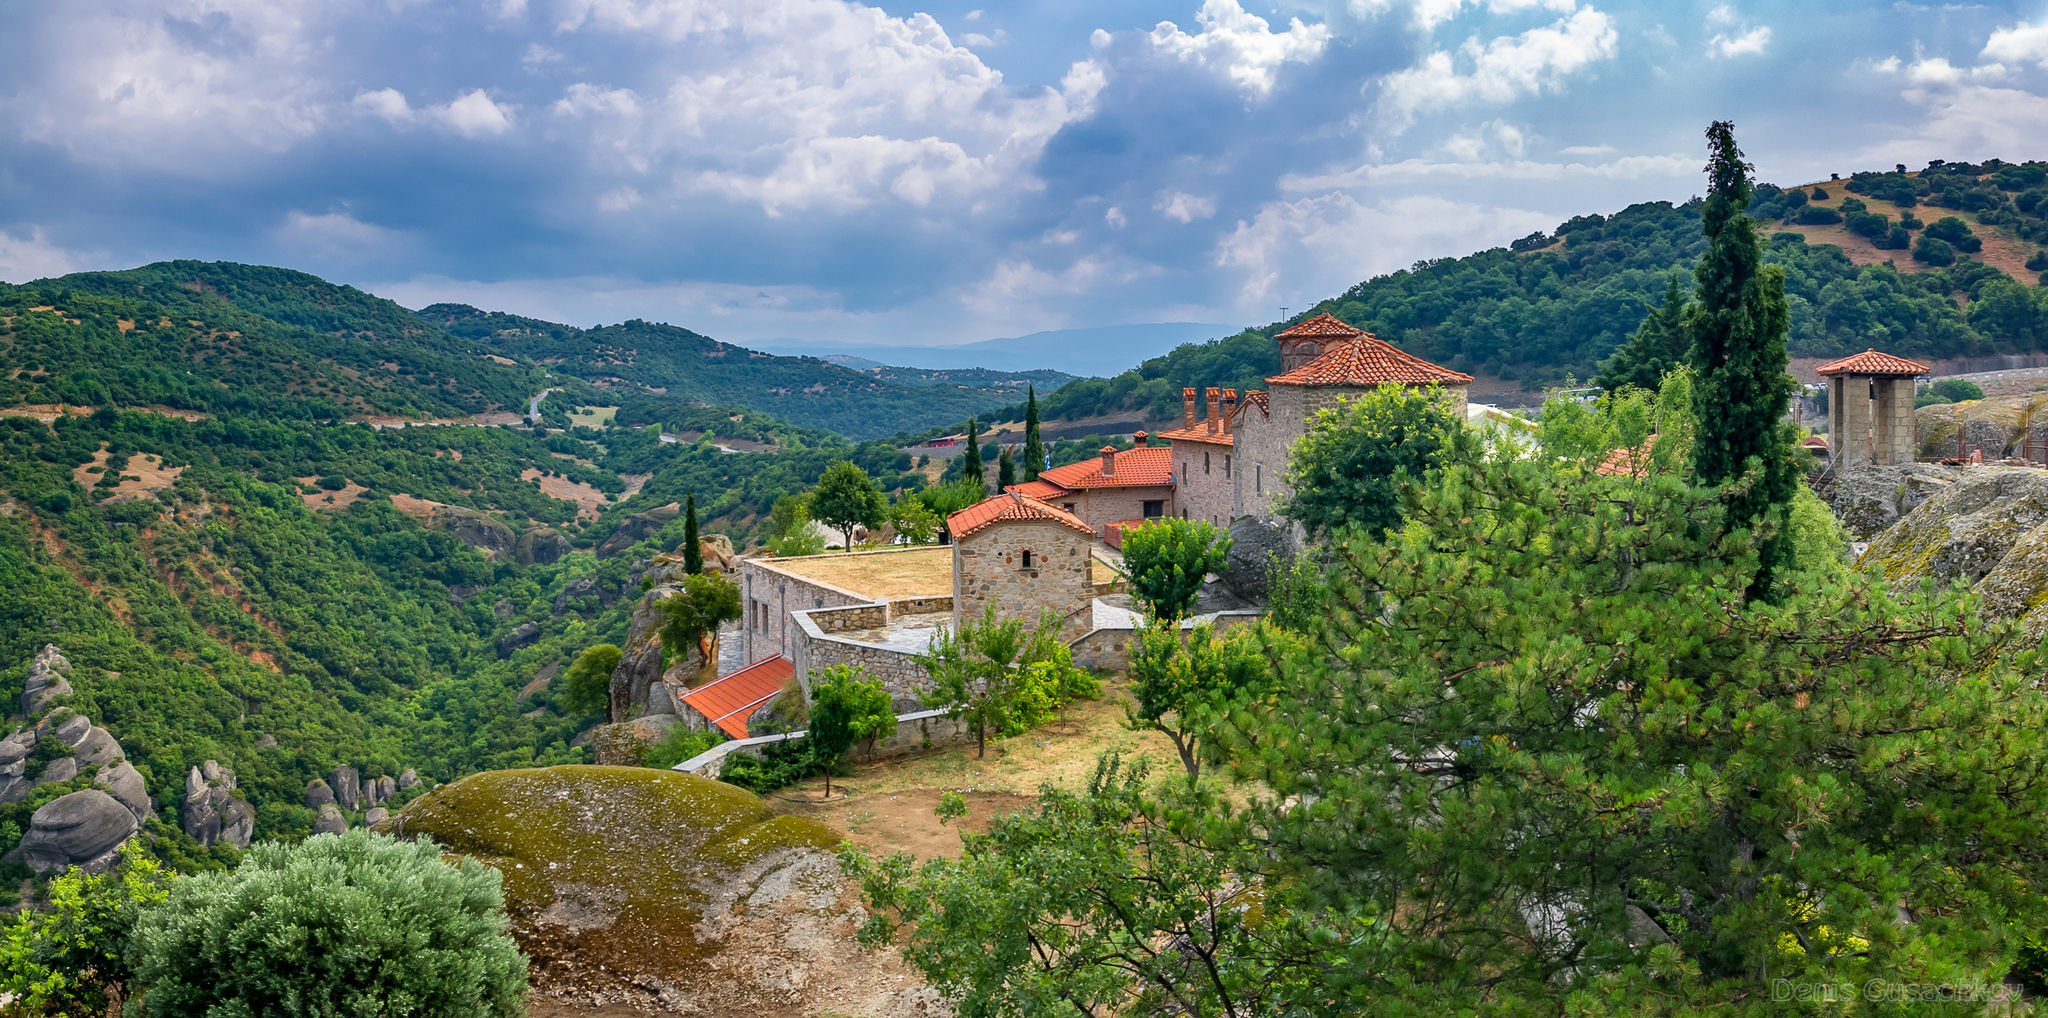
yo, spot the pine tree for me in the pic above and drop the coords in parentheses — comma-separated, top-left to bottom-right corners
(1593, 271, 1689, 392)
(1021, 386, 1045, 482)
(682, 493, 703, 574)
(962, 418, 985, 491)
(1687, 120, 1801, 600)
(997, 446, 1016, 487)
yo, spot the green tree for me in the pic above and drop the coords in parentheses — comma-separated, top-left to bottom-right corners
(1930, 377, 1987, 403)
(891, 497, 942, 545)
(997, 446, 1016, 488)
(1913, 233, 1958, 266)
(806, 665, 896, 795)
(1123, 619, 1267, 781)
(1021, 385, 1045, 482)
(561, 643, 621, 718)
(811, 459, 887, 551)
(1120, 518, 1231, 622)
(766, 493, 825, 557)
(1686, 120, 1802, 601)
(682, 492, 702, 574)
(134, 830, 529, 1018)
(0, 843, 170, 1017)
(1281, 382, 1462, 540)
(915, 605, 1068, 757)
(961, 419, 985, 491)
(657, 573, 743, 680)
(1594, 271, 1690, 392)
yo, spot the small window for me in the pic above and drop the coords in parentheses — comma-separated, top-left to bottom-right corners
(1204, 451, 1210, 474)
(1224, 454, 1231, 478)
(1256, 465, 1262, 494)
(1063, 502, 1077, 513)
(1142, 500, 1164, 518)
(1021, 550, 1034, 569)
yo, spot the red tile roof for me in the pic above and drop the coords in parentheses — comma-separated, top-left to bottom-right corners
(1276, 313, 1366, 339)
(1153, 422, 1231, 446)
(947, 492, 1097, 541)
(1036, 445, 1174, 489)
(1267, 334, 1474, 387)
(1241, 390, 1269, 415)
(1007, 479, 1070, 500)
(680, 656, 794, 739)
(1814, 349, 1930, 377)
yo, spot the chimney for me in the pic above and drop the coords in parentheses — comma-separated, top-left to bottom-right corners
(1133, 430, 1149, 447)
(1220, 389, 1237, 434)
(1100, 446, 1117, 477)
(1206, 388, 1220, 435)
(1182, 388, 1198, 430)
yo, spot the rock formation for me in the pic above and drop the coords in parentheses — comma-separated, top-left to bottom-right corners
(516, 528, 573, 567)
(376, 774, 397, 803)
(3, 790, 139, 874)
(313, 803, 348, 835)
(398, 768, 421, 790)
(20, 644, 72, 716)
(306, 778, 335, 808)
(1861, 467, 2048, 642)
(553, 577, 616, 615)
(0, 703, 150, 821)
(595, 503, 682, 559)
(434, 506, 516, 558)
(1819, 463, 1965, 539)
(500, 622, 541, 657)
(588, 559, 722, 762)
(183, 760, 255, 850)
(365, 806, 389, 827)
(331, 765, 362, 810)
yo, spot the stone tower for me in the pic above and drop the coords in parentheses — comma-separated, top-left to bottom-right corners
(1817, 349, 1930, 469)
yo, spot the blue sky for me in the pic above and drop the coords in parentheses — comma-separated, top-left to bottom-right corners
(3, 0, 2046, 349)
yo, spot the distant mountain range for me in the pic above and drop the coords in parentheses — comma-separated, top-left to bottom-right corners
(752, 322, 1237, 377)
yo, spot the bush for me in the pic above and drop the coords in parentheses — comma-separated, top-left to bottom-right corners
(0, 843, 170, 1016)
(1930, 378, 1985, 403)
(2027, 249, 2048, 272)
(1845, 210, 1890, 238)
(133, 829, 529, 1018)
(1793, 205, 1842, 225)
(1924, 216, 1983, 252)
(642, 724, 726, 770)
(1915, 391, 1953, 408)
(1878, 225, 1912, 250)
(1810, 187, 1829, 200)
(315, 475, 347, 490)
(1913, 234, 1958, 266)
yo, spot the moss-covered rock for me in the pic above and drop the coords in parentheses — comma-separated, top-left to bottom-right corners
(1862, 468, 2048, 588)
(1819, 462, 1962, 539)
(385, 765, 924, 1013)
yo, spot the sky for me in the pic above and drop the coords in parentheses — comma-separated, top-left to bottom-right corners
(3, 0, 2047, 351)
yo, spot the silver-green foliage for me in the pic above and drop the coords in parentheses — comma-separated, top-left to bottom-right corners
(133, 829, 528, 1018)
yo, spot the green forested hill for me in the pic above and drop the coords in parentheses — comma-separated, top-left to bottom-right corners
(419, 304, 1050, 439)
(1035, 160, 2048, 421)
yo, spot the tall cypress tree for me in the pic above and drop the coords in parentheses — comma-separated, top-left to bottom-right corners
(962, 418, 985, 491)
(682, 493, 703, 574)
(998, 446, 1016, 488)
(1687, 121, 1801, 599)
(1021, 386, 1045, 482)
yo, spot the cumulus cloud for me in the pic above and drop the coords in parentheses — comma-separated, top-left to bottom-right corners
(1377, 7, 1618, 125)
(1149, 0, 1331, 96)
(1710, 26, 1770, 58)
(1214, 192, 1552, 302)
(0, 228, 97, 284)
(1155, 191, 1219, 222)
(1981, 19, 2048, 66)
(1281, 151, 1691, 190)
(353, 87, 515, 136)
(1404, 0, 1578, 32)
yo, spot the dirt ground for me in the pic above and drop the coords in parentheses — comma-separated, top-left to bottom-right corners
(74, 449, 183, 499)
(521, 468, 611, 518)
(1771, 182, 2045, 286)
(297, 478, 370, 512)
(769, 547, 953, 599)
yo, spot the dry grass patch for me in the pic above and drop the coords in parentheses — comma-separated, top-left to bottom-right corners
(75, 450, 182, 499)
(769, 546, 953, 599)
(520, 468, 609, 518)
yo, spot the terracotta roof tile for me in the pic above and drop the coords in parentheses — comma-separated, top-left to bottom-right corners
(1267, 333, 1474, 387)
(1242, 390, 1269, 414)
(1036, 446, 1174, 488)
(1007, 479, 1070, 500)
(1153, 422, 1232, 446)
(680, 656, 794, 739)
(1813, 349, 1931, 377)
(1276, 313, 1366, 339)
(947, 492, 1097, 541)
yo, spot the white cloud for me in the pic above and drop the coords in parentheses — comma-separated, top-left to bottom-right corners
(522, 42, 565, 67)
(1155, 190, 1218, 222)
(1214, 192, 1552, 303)
(1899, 57, 2007, 84)
(963, 32, 994, 47)
(1280, 151, 1691, 190)
(1407, 0, 1578, 33)
(273, 210, 405, 262)
(1377, 7, 1618, 126)
(1558, 143, 1614, 155)
(353, 88, 415, 124)
(1861, 81, 2048, 167)
(598, 186, 642, 212)
(440, 89, 515, 136)
(0, 228, 97, 284)
(1710, 26, 1771, 58)
(1149, 0, 1331, 96)
(1981, 19, 2048, 67)
(1105, 206, 1128, 228)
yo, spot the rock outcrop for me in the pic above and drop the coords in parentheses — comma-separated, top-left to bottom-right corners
(595, 503, 682, 559)
(306, 778, 335, 808)
(434, 506, 516, 559)
(1915, 398, 2048, 462)
(386, 766, 929, 1015)
(3, 789, 139, 873)
(500, 622, 541, 657)
(591, 714, 688, 767)
(331, 765, 362, 810)
(398, 768, 421, 790)
(1819, 463, 1965, 540)
(313, 803, 348, 835)
(0, 704, 148, 815)
(516, 528, 573, 567)
(1861, 467, 2048, 642)
(588, 557, 722, 759)
(553, 577, 616, 615)
(20, 644, 72, 717)
(183, 760, 255, 850)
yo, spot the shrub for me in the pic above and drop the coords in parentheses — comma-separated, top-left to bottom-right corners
(315, 475, 347, 491)
(1930, 378, 1985, 403)
(2026, 249, 2048, 272)
(1913, 234, 1958, 266)
(1845, 210, 1890, 238)
(1924, 216, 1983, 252)
(561, 644, 620, 718)
(1793, 205, 1842, 225)
(0, 843, 170, 1016)
(642, 724, 725, 770)
(1121, 517, 1231, 621)
(1810, 187, 1829, 200)
(133, 829, 529, 1018)
(1915, 391, 1953, 408)
(1878, 225, 1912, 250)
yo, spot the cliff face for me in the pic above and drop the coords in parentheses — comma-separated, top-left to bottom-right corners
(1860, 466, 2048, 642)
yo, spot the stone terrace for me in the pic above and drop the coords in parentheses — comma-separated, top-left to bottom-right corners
(762, 546, 952, 599)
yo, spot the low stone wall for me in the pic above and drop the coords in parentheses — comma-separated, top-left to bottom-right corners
(807, 603, 886, 634)
(890, 595, 952, 616)
(790, 620, 936, 711)
(1069, 610, 1260, 674)
(673, 708, 978, 779)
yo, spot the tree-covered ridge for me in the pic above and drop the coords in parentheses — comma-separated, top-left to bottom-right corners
(418, 304, 1048, 440)
(12, 263, 540, 418)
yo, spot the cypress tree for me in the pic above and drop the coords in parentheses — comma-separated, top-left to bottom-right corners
(1021, 386, 1045, 482)
(998, 446, 1016, 488)
(682, 493, 703, 574)
(1686, 121, 1802, 600)
(962, 418, 985, 491)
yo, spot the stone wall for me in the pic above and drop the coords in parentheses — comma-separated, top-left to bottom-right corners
(807, 603, 885, 634)
(1169, 435, 1235, 528)
(738, 555, 875, 667)
(891, 595, 952, 616)
(789, 615, 939, 710)
(674, 708, 980, 779)
(953, 520, 1096, 640)
(1053, 485, 1173, 536)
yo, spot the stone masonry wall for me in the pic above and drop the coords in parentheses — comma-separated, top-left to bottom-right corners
(739, 556, 878, 667)
(1170, 435, 1235, 528)
(807, 603, 886, 634)
(953, 520, 1096, 641)
(789, 618, 938, 711)
(1053, 485, 1173, 536)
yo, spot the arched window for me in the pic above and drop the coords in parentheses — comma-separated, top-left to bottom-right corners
(1021, 550, 1034, 569)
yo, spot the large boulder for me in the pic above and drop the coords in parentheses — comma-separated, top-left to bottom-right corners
(1862, 467, 2048, 643)
(398, 768, 421, 790)
(331, 764, 362, 811)
(313, 803, 348, 835)
(589, 714, 688, 767)
(516, 528, 573, 567)
(20, 644, 72, 717)
(434, 506, 516, 559)
(1915, 398, 2048, 462)
(3, 789, 139, 873)
(500, 621, 541, 658)
(595, 503, 682, 559)
(1819, 463, 1964, 540)
(383, 766, 925, 1014)
(0, 702, 139, 806)
(181, 760, 254, 849)
(98, 760, 153, 820)
(306, 778, 335, 808)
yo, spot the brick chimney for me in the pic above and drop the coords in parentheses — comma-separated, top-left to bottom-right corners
(1182, 388, 1198, 430)
(1100, 446, 1117, 477)
(1133, 430, 1149, 447)
(1220, 389, 1238, 434)
(1205, 388, 1220, 435)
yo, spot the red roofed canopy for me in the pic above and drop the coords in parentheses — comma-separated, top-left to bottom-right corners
(947, 492, 1097, 541)
(680, 656, 794, 739)
(1267, 333, 1474, 388)
(1814, 349, 1930, 377)
(1034, 446, 1174, 489)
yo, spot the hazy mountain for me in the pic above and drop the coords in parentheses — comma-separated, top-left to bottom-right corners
(752, 322, 1237, 377)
